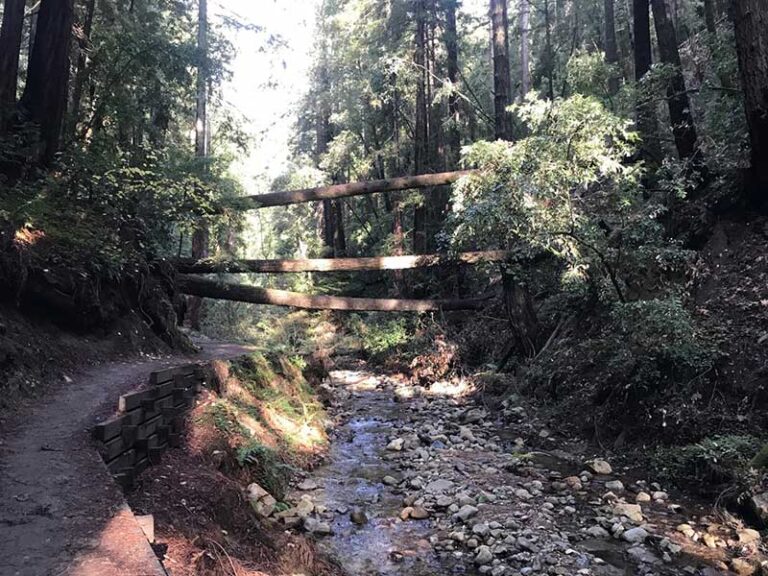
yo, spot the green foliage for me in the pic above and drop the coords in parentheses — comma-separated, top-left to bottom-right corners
(348, 315, 411, 358)
(236, 440, 294, 500)
(651, 435, 763, 487)
(449, 95, 691, 302)
(603, 297, 716, 392)
(566, 50, 621, 102)
(234, 353, 277, 391)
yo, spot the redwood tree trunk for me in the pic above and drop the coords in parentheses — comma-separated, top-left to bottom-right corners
(732, 0, 768, 200)
(0, 0, 25, 132)
(604, 0, 620, 95)
(444, 0, 461, 167)
(19, 0, 75, 163)
(651, 0, 701, 163)
(189, 0, 209, 331)
(520, 0, 531, 98)
(703, 0, 717, 35)
(69, 0, 97, 139)
(491, 0, 512, 139)
(413, 0, 429, 254)
(633, 0, 660, 161)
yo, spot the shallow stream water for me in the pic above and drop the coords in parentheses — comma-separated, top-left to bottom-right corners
(309, 369, 468, 576)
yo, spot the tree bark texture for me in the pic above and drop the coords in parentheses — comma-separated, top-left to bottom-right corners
(176, 251, 511, 274)
(19, 0, 75, 163)
(491, 0, 512, 139)
(0, 0, 25, 131)
(178, 276, 489, 312)
(732, 0, 768, 199)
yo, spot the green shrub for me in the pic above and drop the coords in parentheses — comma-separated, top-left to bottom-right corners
(651, 435, 763, 488)
(236, 441, 295, 500)
(605, 297, 716, 392)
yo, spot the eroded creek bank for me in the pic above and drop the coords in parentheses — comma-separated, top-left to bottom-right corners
(270, 360, 766, 576)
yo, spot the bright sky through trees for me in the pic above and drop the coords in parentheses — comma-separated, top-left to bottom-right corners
(214, 0, 487, 193)
(214, 0, 320, 191)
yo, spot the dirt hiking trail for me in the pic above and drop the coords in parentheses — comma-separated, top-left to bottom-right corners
(0, 342, 252, 576)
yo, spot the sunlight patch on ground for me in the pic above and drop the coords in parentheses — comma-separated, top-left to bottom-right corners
(330, 369, 381, 392)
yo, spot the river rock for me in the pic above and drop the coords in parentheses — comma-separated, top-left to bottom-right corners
(425, 478, 454, 494)
(627, 546, 660, 565)
(731, 558, 759, 576)
(586, 459, 612, 475)
(387, 438, 405, 451)
(303, 517, 332, 535)
(475, 545, 494, 565)
(382, 475, 399, 486)
(586, 525, 611, 539)
(455, 504, 479, 522)
(622, 527, 648, 543)
(635, 491, 651, 502)
(463, 409, 486, 424)
(350, 507, 368, 525)
(564, 476, 583, 490)
(246, 483, 277, 518)
(295, 496, 315, 518)
(737, 528, 761, 545)
(605, 480, 624, 492)
(299, 478, 319, 490)
(613, 503, 643, 523)
(410, 506, 430, 520)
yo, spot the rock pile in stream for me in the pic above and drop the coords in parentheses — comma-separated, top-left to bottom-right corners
(255, 369, 767, 576)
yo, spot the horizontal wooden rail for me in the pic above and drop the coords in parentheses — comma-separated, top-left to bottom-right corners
(213, 170, 475, 213)
(176, 250, 509, 274)
(178, 276, 489, 311)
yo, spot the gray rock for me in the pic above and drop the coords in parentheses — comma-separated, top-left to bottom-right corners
(586, 526, 611, 539)
(303, 517, 332, 535)
(605, 480, 624, 492)
(622, 527, 648, 543)
(425, 479, 454, 494)
(613, 502, 643, 523)
(586, 458, 613, 475)
(475, 545, 494, 565)
(297, 478, 318, 491)
(455, 504, 479, 522)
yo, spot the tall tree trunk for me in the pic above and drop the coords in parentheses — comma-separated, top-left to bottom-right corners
(444, 0, 461, 167)
(732, 0, 768, 202)
(604, 0, 620, 96)
(188, 0, 209, 332)
(703, 0, 717, 35)
(520, 0, 531, 99)
(492, 0, 538, 356)
(543, 0, 555, 100)
(194, 0, 208, 159)
(633, 0, 660, 162)
(650, 0, 702, 164)
(491, 0, 512, 138)
(0, 0, 25, 133)
(69, 0, 97, 140)
(412, 0, 429, 254)
(19, 0, 75, 164)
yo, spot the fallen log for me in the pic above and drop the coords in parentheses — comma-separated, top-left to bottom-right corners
(178, 276, 489, 312)
(214, 170, 475, 212)
(176, 250, 509, 274)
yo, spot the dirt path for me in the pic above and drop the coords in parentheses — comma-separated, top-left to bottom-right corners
(276, 360, 764, 576)
(0, 341, 252, 576)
